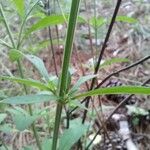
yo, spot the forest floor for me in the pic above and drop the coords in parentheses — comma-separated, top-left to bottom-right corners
(0, 0, 150, 150)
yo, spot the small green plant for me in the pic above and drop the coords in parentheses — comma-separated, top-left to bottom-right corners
(0, 0, 150, 150)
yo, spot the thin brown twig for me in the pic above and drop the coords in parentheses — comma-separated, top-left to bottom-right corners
(48, 26, 58, 76)
(47, 0, 58, 76)
(83, 0, 95, 60)
(92, 103, 113, 146)
(82, 0, 122, 124)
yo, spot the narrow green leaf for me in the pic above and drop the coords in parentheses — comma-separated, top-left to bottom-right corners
(48, 78, 58, 92)
(26, 15, 65, 35)
(25, 14, 85, 37)
(0, 113, 7, 124)
(9, 49, 50, 82)
(7, 107, 39, 131)
(89, 17, 106, 27)
(59, 119, 88, 150)
(0, 39, 12, 48)
(74, 86, 150, 99)
(77, 16, 86, 23)
(100, 58, 130, 68)
(116, 16, 138, 23)
(0, 76, 50, 91)
(70, 75, 97, 93)
(13, 0, 25, 17)
(25, 54, 50, 82)
(1, 94, 58, 104)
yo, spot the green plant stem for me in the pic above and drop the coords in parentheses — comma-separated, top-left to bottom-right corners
(17, 61, 41, 150)
(52, 0, 80, 149)
(19, 60, 42, 150)
(0, 4, 15, 48)
(52, 103, 63, 150)
(0, 4, 42, 150)
(17, 0, 39, 48)
(17, 60, 42, 150)
(94, 0, 98, 60)
(0, 39, 13, 48)
(58, 1, 80, 94)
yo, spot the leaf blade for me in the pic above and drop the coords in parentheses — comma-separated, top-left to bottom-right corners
(1, 94, 58, 104)
(70, 75, 97, 93)
(59, 119, 88, 150)
(100, 58, 130, 68)
(25, 54, 50, 82)
(116, 16, 138, 23)
(9, 49, 50, 82)
(89, 17, 106, 27)
(13, 0, 25, 17)
(26, 15, 65, 35)
(0, 76, 50, 91)
(7, 107, 39, 131)
(74, 86, 150, 99)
